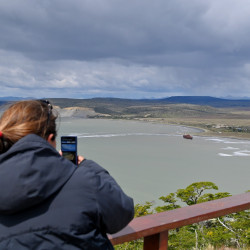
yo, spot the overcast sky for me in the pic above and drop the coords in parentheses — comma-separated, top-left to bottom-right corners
(0, 0, 250, 99)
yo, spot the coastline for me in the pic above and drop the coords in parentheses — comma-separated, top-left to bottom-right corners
(117, 117, 250, 141)
(52, 104, 250, 141)
(2, 101, 250, 141)
(60, 115, 250, 141)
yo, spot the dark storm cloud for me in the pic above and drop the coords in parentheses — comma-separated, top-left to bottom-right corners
(0, 0, 250, 98)
(1, 0, 247, 63)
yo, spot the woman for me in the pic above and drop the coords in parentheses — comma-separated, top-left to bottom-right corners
(0, 100, 134, 249)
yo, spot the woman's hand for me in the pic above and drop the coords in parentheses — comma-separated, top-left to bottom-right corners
(59, 150, 85, 165)
(77, 155, 85, 165)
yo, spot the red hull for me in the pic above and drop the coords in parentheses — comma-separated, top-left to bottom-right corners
(183, 134, 193, 140)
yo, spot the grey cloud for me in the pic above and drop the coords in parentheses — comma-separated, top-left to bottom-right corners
(1, 52, 249, 99)
(1, 0, 250, 98)
(1, 0, 249, 64)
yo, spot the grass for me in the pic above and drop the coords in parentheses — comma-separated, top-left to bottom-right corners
(49, 98, 250, 140)
(1, 98, 250, 140)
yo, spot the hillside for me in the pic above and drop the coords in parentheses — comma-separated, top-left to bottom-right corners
(1, 96, 250, 139)
(45, 97, 250, 120)
(159, 96, 250, 107)
(1, 96, 250, 120)
(48, 96, 250, 109)
(48, 97, 250, 139)
(1, 96, 250, 109)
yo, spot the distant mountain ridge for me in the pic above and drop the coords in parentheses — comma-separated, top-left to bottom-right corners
(158, 96, 250, 107)
(1, 96, 250, 108)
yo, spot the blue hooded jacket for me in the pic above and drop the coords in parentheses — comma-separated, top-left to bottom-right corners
(0, 134, 134, 249)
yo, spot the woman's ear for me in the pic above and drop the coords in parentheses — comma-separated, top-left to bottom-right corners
(47, 133, 56, 148)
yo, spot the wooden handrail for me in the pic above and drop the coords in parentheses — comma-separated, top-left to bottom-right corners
(109, 192, 250, 249)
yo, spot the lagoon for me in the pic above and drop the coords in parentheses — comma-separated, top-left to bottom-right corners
(57, 118, 250, 206)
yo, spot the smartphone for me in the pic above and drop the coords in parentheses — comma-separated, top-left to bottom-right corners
(61, 136, 78, 165)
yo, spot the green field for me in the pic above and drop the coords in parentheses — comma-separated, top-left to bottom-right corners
(1, 97, 250, 139)
(47, 98, 250, 139)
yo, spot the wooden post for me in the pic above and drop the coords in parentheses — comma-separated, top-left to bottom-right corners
(144, 230, 168, 250)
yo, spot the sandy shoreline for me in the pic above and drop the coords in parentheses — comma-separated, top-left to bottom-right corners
(127, 117, 250, 141)
(3, 102, 247, 141)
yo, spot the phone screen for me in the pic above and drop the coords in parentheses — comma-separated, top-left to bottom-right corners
(61, 136, 78, 165)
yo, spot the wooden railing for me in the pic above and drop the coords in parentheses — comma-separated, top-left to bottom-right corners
(109, 192, 250, 249)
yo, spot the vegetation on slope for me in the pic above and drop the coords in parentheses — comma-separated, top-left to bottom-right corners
(115, 182, 250, 250)
(48, 97, 250, 138)
(1, 97, 250, 138)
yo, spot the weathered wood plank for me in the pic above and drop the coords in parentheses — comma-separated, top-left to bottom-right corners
(109, 192, 250, 246)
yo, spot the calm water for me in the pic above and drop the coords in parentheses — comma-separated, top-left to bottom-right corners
(56, 118, 250, 206)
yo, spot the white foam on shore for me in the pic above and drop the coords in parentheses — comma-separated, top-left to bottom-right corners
(207, 138, 250, 145)
(78, 133, 172, 138)
(219, 150, 250, 157)
(207, 138, 225, 143)
(221, 147, 239, 150)
(218, 153, 232, 157)
(234, 151, 250, 156)
(223, 141, 248, 144)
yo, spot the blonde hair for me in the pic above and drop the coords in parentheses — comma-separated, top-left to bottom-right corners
(0, 100, 57, 154)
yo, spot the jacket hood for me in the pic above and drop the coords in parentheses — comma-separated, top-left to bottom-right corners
(0, 134, 76, 214)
